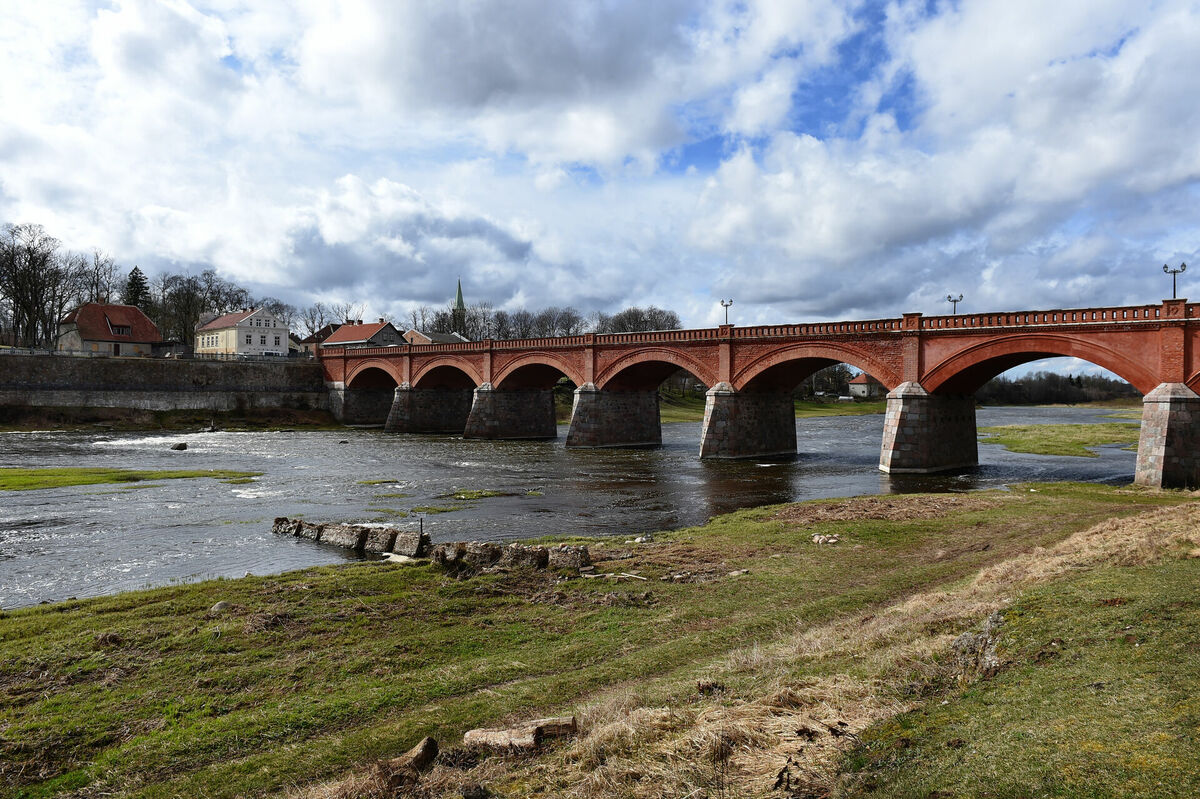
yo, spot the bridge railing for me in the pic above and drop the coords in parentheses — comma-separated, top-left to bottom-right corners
(733, 318, 902, 337)
(918, 304, 1183, 330)
(320, 302, 1198, 360)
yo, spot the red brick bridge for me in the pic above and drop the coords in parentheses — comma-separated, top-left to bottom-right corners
(319, 299, 1200, 488)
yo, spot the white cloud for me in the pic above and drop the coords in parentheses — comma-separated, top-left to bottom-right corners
(0, 0, 1198, 351)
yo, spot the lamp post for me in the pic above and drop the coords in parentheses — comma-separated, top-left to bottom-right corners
(719, 299, 733, 325)
(946, 294, 963, 314)
(1164, 263, 1186, 300)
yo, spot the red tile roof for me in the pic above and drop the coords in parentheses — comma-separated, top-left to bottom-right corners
(322, 322, 392, 345)
(61, 303, 161, 343)
(197, 309, 257, 331)
(848, 373, 876, 384)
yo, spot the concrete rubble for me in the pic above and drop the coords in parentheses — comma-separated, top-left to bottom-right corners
(271, 516, 590, 574)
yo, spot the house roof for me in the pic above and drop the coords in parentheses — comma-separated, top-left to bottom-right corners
(61, 303, 162, 344)
(197, 309, 257, 331)
(322, 321, 396, 346)
(300, 323, 341, 344)
(404, 328, 470, 344)
(848, 373, 877, 384)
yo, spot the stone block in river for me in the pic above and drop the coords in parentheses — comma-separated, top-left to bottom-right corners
(363, 527, 398, 554)
(548, 544, 591, 572)
(272, 517, 301, 536)
(321, 524, 368, 550)
(296, 522, 322, 541)
(498, 543, 548, 569)
(392, 530, 431, 558)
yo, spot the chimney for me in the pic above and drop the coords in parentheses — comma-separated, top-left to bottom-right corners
(357, 319, 363, 325)
(378, 317, 386, 324)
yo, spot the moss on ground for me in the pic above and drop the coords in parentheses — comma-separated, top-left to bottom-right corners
(0, 483, 1193, 798)
(0, 468, 262, 491)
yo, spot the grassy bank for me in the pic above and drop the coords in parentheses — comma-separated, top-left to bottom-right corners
(979, 422, 1141, 456)
(0, 406, 341, 433)
(657, 392, 888, 423)
(0, 467, 262, 491)
(1, 483, 1196, 798)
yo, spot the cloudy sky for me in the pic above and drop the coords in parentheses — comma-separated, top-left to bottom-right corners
(2, 0, 1198, 331)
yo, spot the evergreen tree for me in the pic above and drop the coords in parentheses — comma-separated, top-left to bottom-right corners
(121, 266, 150, 310)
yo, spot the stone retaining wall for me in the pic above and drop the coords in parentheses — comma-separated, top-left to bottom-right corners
(0, 354, 328, 412)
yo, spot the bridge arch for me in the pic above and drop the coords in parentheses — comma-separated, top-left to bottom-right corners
(595, 347, 719, 391)
(922, 333, 1159, 395)
(493, 352, 585, 390)
(345, 359, 402, 388)
(733, 343, 903, 393)
(411, 357, 482, 389)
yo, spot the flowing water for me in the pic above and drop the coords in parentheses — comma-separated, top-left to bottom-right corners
(0, 406, 1137, 608)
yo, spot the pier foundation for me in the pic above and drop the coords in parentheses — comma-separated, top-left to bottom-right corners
(565, 384, 661, 448)
(463, 384, 557, 440)
(1134, 382, 1200, 489)
(878, 382, 977, 473)
(385, 383, 474, 433)
(698, 382, 796, 459)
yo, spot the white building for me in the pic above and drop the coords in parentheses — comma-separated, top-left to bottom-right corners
(195, 308, 290, 357)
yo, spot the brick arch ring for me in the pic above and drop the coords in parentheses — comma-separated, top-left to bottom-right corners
(731, 343, 903, 392)
(921, 333, 1159, 395)
(491, 352, 586, 389)
(410, 357, 484, 388)
(344, 359, 404, 387)
(594, 347, 720, 390)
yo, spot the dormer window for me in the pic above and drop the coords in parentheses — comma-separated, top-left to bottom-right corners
(109, 324, 131, 336)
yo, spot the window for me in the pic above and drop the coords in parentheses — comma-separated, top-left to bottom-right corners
(245, 334, 252, 344)
(260, 335, 266, 345)
(274, 336, 281, 346)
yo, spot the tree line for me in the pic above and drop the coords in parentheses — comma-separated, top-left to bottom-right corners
(975, 371, 1139, 405)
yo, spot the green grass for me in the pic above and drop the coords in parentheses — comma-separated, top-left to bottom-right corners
(355, 479, 400, 486)
(366, 508, 408, 518)
(978, 422, 1141, 456)
(437, 489, 515, 501)
(842, 558, 1200, 797)
(0, 468, 262, 491)
(410, 504, 466, 514)
(0, 483, 1190, 799)
(372, 492, 411, 499)
(657, 393, 889, 423)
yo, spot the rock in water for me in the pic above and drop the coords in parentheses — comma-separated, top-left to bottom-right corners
(170, 442, 187, 451)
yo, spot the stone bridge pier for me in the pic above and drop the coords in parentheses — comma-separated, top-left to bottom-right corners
(878, 382, 978, 473)
(565, 384, 661, 448)
(329, 383, 395, 426)
(385, 384, 474, 433)
(463, 384, 558, 440)
(698, 383, 797, 459)
(1135, 383, 1200, 488)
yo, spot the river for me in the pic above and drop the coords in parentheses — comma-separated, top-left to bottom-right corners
(0, 406, 1136, 609)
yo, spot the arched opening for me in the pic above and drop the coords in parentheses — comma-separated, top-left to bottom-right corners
(884, 338, 1152, 475)
(412, 364, 478, 390)
(571, 356, 715, 450)
(342, 366, 399, 426)
(472, 361, 580, 439)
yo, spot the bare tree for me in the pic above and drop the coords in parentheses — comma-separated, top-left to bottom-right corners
(329, 301, 365, 325)
(297, 302, 331, 338)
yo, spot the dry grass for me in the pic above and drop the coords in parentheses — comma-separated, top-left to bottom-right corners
(506, 501, 1200, 799)
(771, 493, 1010, 525)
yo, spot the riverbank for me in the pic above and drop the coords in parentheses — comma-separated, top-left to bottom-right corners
(2, 482, 1196, 798)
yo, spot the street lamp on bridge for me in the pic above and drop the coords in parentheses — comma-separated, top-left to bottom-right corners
(1164, 262, 1186, 299)
(946, 293, 963, 314)
(720, 299, 733, 325)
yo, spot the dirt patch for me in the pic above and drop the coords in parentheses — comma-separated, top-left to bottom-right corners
(772, 494, 1012, 526)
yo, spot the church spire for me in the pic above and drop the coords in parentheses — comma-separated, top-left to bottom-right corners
(452, 278, 467, 335)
